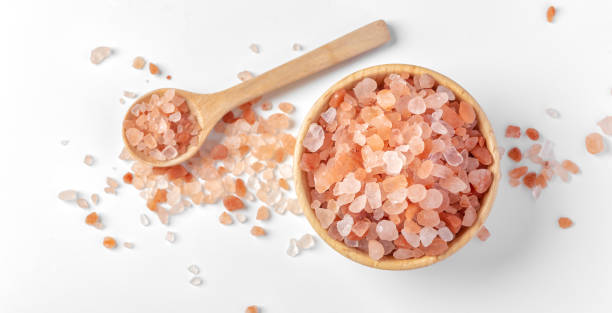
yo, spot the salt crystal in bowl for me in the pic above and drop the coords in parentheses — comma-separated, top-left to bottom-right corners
(293, 64, 500, 270)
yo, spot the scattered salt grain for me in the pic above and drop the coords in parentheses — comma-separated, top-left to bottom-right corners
(477, 226, 490, 241)
(165, 231, 176, 243)
(558, 217, 573, 229)
(91, 193, 100, 205)
(219, 212, 233, 225)
(237, 71, 254, 81)
(58, 190, 77, 201)
(77, 198, 90, 209)
(287, 238, 300, 257)
(249, 43, 260, 54)
(245, 306, 259, 313)
(235, 213, 247, 223)
(90, 46, 111, 64)
(188, 264, 200, 275)
(545, 108, 561, 119)
(123, 242, 134, 249)
(597, 116, 612, 136)
(190, 277, 203, 286)
(292, 43, 303, 51)
(297, 234, 315, 250)
(83, 154, 94, 166)
(140, 214, 150, 226)
(546, 6, 556, 23)
(123, 91, 138, 99)
(132, 56, 146, 69)
(279, 102, 294, 113)
(103, 236, 117, 249)
(585, 133, 604, 154)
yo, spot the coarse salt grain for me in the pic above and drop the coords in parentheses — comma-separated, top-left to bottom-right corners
(90, 47, 111, 64)
(190, 277, 203, 286)
(83, 155, 94, 166)
(132, 56, 146, 69)
(58, 190, 78, 201)
(249, 44, 260, 54)
(165, 231, 176, 243)
(188, 264, 200, 275)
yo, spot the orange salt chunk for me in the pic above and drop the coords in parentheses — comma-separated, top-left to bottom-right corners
(458, 101, 476, 124)
(223, 195, 244, 211)
(123, 172, 134, 184)
(455, 127, 467, 137)
(222, 111, 237, 123)
(525, 128, 540, 140)
(238, 145, 250, 156)
(422, 237, 448, 256)
(507, 147, 522, 162)
(279, 102, 294, 113)
(439, 212, 462, 234)
(505, 125, 521, 138)
(509, 166, 529, 179)
(366, 134, 384, 151)
(239, 102, 252, 111)
(103, 236, 117, 249)
(471, 146, 492, 165)
(149, 63, 159, 75)
(441, 105, 464, 128)
(153, 189, 167, 203)
(251, 162, 264, 172)
(547, 6, 556, 23)
(211, 144, 229, 160)
(403, 220, 422, 234)
(146, 199, 158, 212)
(382, 175, 407, 192)
(376, 89, 396, 111)
(250, 226, 266, 236)
(558, 217, 572, 229)
(522, 172, 537, 188)
(85, 212, 98, 225)
(273, 148, 285, 163)
(219, 212, 233, 225)
(404, 204, 419, 221)
(166, 75, 172, 80)
(256, 206, 270, 220)
(167, 165, 188, 180)
(585, 133, 604, 154)
(217, 166, 228, 175)
(279, 134, 296, 154)
(245, 305, 259, 313)
(278, 178, 290, 190)
(329, 89, 346, 108)
(243, 108, 256, 124)
(235, 179, 247, 197)
(561, 160, 580, 174)
(535, 173, 548, 188)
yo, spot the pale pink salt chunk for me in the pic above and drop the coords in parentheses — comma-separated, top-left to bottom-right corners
(352, 220, 370, 237)
(462, 207, 477, 226)
(376, 220, 398, 241)
(382, 151, 404, 175)
(597, 116, 612, 135)
(168, 111, 181, 122)
(126, 128, 144, 146)
(58, 189, 77, 201)
(468, 169, 493, 193)
(477, 225, 490, 241)
(424, 92, 448, 109)
(303, 123, 324, 152)
(237, 71, 254, 81)
(418, 74, 435, 89)
(401, 230, 421, 248)
(438, 226, 454, 242)
(431, 163, 453, 178)
(386, 188, 409, 204)
(143, 134, 157, 149)
(419, 188, 443, 209)
(408, 136, 424, 155)
(419, 226, 438, 247)
(436, 85, 455, 101)
(407, 96, 426, 114)
(161, 146, 178, 159)
(417, 210, 440, 227)
(334, 173, 361, 195)
(431, 121, 448, 135)
(368, 240, 384, 260)
(406, 184, 427, 202)
(348, 194, 367, 213)
(393, 248, 424, 259)
(83, 155, 94, 166)
(321, 107, 336, 123)
(382, 199, 407, 215)
(364, 182, 382, 209)
(90, 46, 111, 64)
(337, 215, 354, 237)
(440, 176, 468, 194)
(353, 78, 377, 103)
(443, 146, 464, 166)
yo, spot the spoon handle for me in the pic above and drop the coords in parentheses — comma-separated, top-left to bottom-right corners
(215, 20, 390, 108)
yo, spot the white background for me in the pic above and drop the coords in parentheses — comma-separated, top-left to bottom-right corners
(1, 0, 611, 312)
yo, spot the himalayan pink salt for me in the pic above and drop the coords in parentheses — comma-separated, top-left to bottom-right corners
(368, 240, 385, 260)
(546, 108, 560, 118)
(407, 96, 426, 114)
(83, 154, 94, 166)
(477, 225, 490, 241)
(597, 116, 612, 135)
(462, 207, 477, 227)
(416, 210, 440, 227)
(440, 176, 468, 194)
(438, 226, 454, 242)
(416, 160, 433, 179)
(303, 123, 324, 152)
(353, 77, 377, 103)
(349, 195, 367, 213)
(321, 107, 336, 123)
(401, 230, 421, 248)
(419, 189, 443, 210)
(585, 133, 604, 154)
(424, 92, 448, 109)
(91, 193, 100, 205)
(249, 43, 260, 54)
(335, 173, 361, 195)
(505, 125, 521, 138)
(393, 248, 424, 259)
(418, 74, 435, 89)
(237, 71, 254, 81)
(561, 160, 580, 174)
(132, 56, 145, 69)
(58, 190, 77, 201)
(337, 215, 354, 237)
(468, 169, 493, 193)
(219, 212, 233, 225)
(90, 46, 111, 64)
(558, 217, 573, 229)
(419, 227, 437, 247)
(315, 208, 335, 229)
(103, 236, 117, 249)
(382, 151, 403, 175)
(406, 184, 427, 202)
(376, 220, 398, 241)
(364, 182, 382, 209)
(77, 198, 90, 209)
(376, 89, 396, 110)
(436, 85, 455, 101)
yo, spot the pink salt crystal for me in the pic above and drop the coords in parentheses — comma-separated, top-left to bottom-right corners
(337, 215, 354, 237)
(132, 56, 145, 69)
(352, 220, 370, 237)
(419, 188, 443, 210)
(349, 195, 367, 213)
(106, 177, 120, 189)
(419, 226, 438, 247)
(368, 240, 385, 260)
(162, 146, 178, 159)
(365, 182, 382, 209)
(335, 173, 361, 195)
(125, 128, 144, 146)
(430, 121, 448, 135)
(292, 43, 303, 51)
(418, 74, 435, 89)
(321, 107, 336, 124)
(249, 43, 260, 53)
(303, 123, 324, 152)
(462, 207, 477, 227)
(468, 169, 493, 193)
(353, 77, 377, 103)
(376, 220, 398, 241)
(408, 136, 424, 155)
(123, 91, 138, 99)
(440, 176, 468, 194)
(436, 85, 455, 101)
(83, 155, 94, 166)
(168, 112, 181, 122)
(237, 71, 254, 81)
(91, 194, 100, 205)
(443, 146, 464, 166)
(393, 248, 424, 259)
(417, 160, 434, 179)
(438, 226, 454, 242)
(597, 116, 612, 135)
(382, 151, 403, 175)
(477, 226, 490, 241)
(424, 92, 448, 109)
(417, 209, 440, 227)
(401, 230, 421, 248)
(407, 96, 426, 114)
(386, 188, 409, 204)
(376, 89, 396, 110)
(90, 46, 111, 64)
(143, 134, 157, 149)
(77, 198, 89, 209)
(546, 108, 561, 119)
(406, 184, 427, 202)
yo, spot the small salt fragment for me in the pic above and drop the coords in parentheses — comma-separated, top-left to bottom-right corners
(249, 43, 260, 54)
(103, 236, 117, 249)
(597, 116, 612, 135)
(297, 234, 315, 250)
(237, 71, 254, 81)
(585, 133, 604, 154)
(90, 46, 111, 64)
(368, 240, 385, 260)
(287, 238, 300, 257)
(188, 264, 200, 275)
(292, 43, 303, 51)
(190, 277, 203, 286)
(321, 107, 337, 124)
(245, 306, 259, 313)
(337, 215, 354, 237)
(123, 242, 134, 249)
(123, 91, 138, 99)
(547, 6, 556, 23)
(376, 220, 398, 241)
(303, 123, 325, 152)
(107, 177, 120, 189)
(132, 56, 145, 69)
(77, 198, 90, 209)
(91, 193, 99, 205)
(83, 154, 94, 166)
(235, 213, 247, 223)
(165, 231, 176, 243)
(558, 217, 573, 229)
(279, 102, 294, 113)
(477, 226, 490, 241)
(58, 190, 78, 201)
(140, 214, 150, 226)
(60, 140, 70, 146)
(219, 212, 233, 225)
(546, 108, 561, 119)
(419, 227, 438, 247)
(438, 227, 454, 242)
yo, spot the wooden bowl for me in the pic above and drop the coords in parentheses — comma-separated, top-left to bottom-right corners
(293, 64, 501, 270)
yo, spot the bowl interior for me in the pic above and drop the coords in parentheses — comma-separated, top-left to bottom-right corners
(293, 64, 501, 270)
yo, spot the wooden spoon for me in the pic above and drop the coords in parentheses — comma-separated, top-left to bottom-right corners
(122, 20, 390, 167)
(293, 64, 501, 270)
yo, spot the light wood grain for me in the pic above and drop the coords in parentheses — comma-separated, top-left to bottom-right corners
(293, 64, 501, 270)
(122, 20, 390, 167)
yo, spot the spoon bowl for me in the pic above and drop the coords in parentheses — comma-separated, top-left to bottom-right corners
(293, 64, 501, 270)
(122, 20, 391, 167)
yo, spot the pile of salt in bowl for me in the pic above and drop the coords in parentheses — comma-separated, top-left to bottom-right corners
(123, 89, 202, 161)
(300, 73, 494, 261)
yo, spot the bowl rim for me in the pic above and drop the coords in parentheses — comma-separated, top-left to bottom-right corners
(292, 63, 501, 270)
